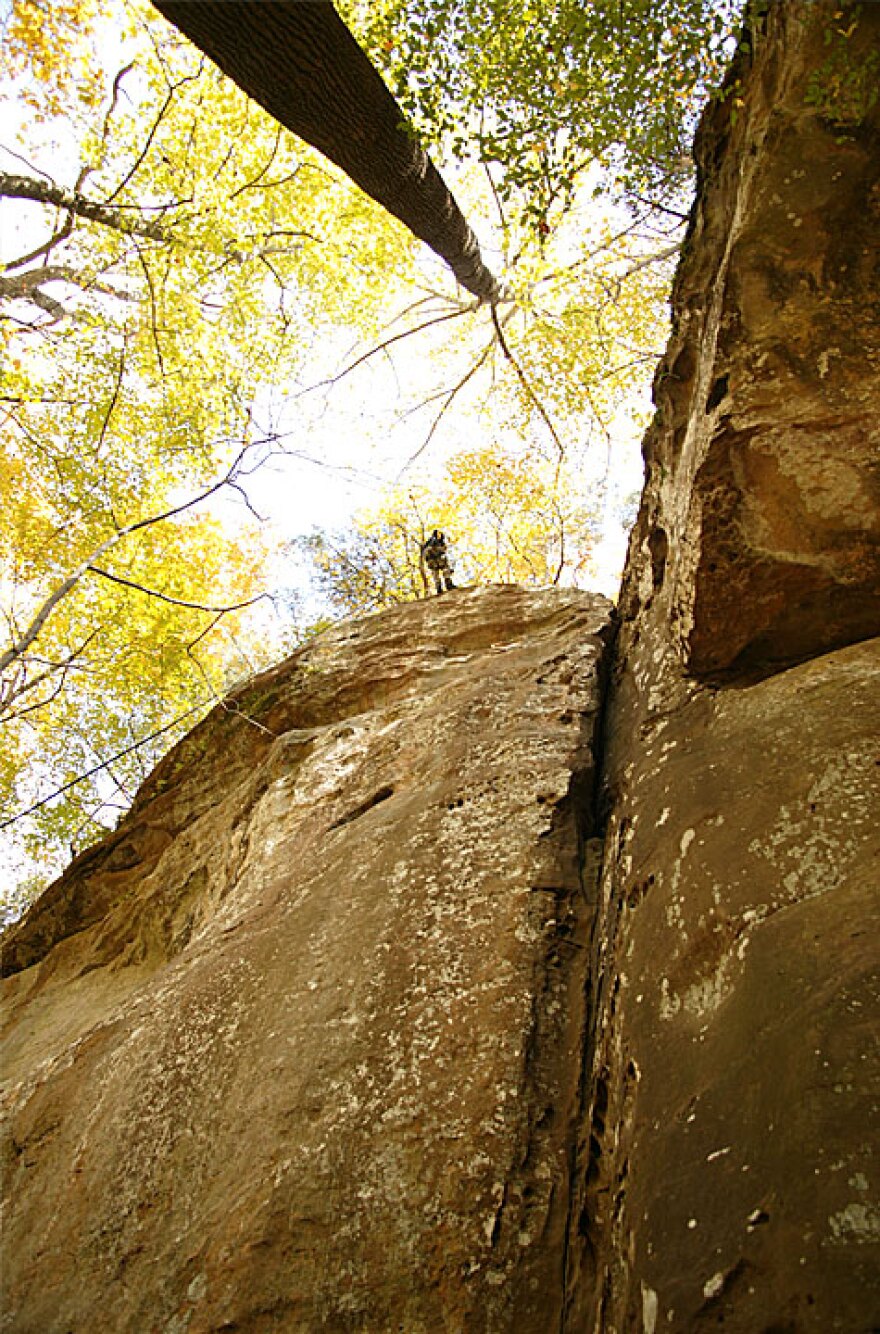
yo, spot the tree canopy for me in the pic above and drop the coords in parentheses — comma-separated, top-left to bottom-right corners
(1, 0, 417, 888)
(301, 443, 600, 617)
(345, 0, 739, 235)
(1, 0, 743, 906)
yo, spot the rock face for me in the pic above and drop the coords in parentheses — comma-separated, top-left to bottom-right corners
(564, 640, 880, 1332)
(629, 0, 880, 684)
(2, 3, 879, 1331)
(1, 586, 613, 1333)
(559, 2, 880, 1330)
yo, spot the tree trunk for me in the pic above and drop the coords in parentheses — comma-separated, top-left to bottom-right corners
(150, 0, 503, 304)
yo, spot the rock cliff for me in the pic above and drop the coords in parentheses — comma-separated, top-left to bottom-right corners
(1, 586, 613, 1332)
(2, 1, 879, 1331)
(562, 2, 879, 1329)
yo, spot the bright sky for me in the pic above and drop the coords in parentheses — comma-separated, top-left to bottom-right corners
(218, 317, 648, 603)
(1, 123, 647, 610)
(196, 192, 652, 612)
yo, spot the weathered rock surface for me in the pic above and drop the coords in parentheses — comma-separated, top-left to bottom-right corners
(625, 0, 880, 684)
(565, 637, 880, 1332)
(3, 3, 879, 1331)
(1, 585, 612, 1333)
(560, 3, 880, 1330)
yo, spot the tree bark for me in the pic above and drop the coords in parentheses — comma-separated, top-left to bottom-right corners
(150, 0, 503, 303)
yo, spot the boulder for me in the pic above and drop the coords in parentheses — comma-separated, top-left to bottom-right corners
(624, 0, 880, 684)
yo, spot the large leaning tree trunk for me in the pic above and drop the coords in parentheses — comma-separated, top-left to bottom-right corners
(150, 0, 504, 304)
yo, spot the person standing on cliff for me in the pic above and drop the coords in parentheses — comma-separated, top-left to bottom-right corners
(420, 530, 455, 595)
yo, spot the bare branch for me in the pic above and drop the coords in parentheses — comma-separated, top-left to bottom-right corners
(184, 609, 227, 656)
(300, 305, 477, 399)
(0, 530, 127, 679)
(482, 157, 509, 242)
(0, 143, 55, 182)
(103, 66, 203, 204)
(88, 565, 268, 614)
(181, 622, 279, 739)
(397, 336, 497, 475)
(553, 512, 566, 586)
(619, 243, 680, 282)
(135, 245, 166, 377)
(26, 288, 67, 323)
(629, 193, 690, 221)
(4, 211, 75, 272)
(529, 216, 661, 293)
(3, 664, 70, 722)
(491, 304, 567, 459)
(0, 172, 171, 243)
(96, 340, 127, 476)
(102, 62, 137, 145)
(0, 631, 100, 720)
(11, 636, 99, 697)
(229, 124, 284, 199)
(0, 264, 138, 320)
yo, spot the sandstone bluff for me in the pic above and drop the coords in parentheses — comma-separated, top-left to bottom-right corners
(2, 1, 879, 1330)
(2, 586, 613, 1331)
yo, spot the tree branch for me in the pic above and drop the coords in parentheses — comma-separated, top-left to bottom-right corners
(4, 211, 75, 272)
(228, 124, 284, 199)
(300, 304, 476, 399)
(103, 65, 204, 204)
(397, 335, 497, 474)
(0, 697, 212, 831)
(0, 171, 171, 243)
(151, 0, 505, 302)
(490, 304, 566, 458)
(0, 264, 137, 318)
(0, 631, 100, 720)
(87, 565, 269, 614)
(629, 193, 691, 220)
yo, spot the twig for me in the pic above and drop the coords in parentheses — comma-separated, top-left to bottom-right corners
(482, 157, 508, 241)
(228, 124, 284, 199)
(106, 62, 136, 127)
(629, 193, 690, 220)
(490, 304, 566, 458)
(88, 566, 269, 614)
(299, 305, 476, 399)
(104, 67, 201, 204)
(135, 244, 165, 378)
(396, 337, 497, 475)
(0, 631, 100, 719)
(4, 213, 75, 273)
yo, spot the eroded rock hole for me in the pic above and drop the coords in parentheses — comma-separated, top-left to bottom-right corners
(706, 373, 730, 410)
(648, 527, 669, 591)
